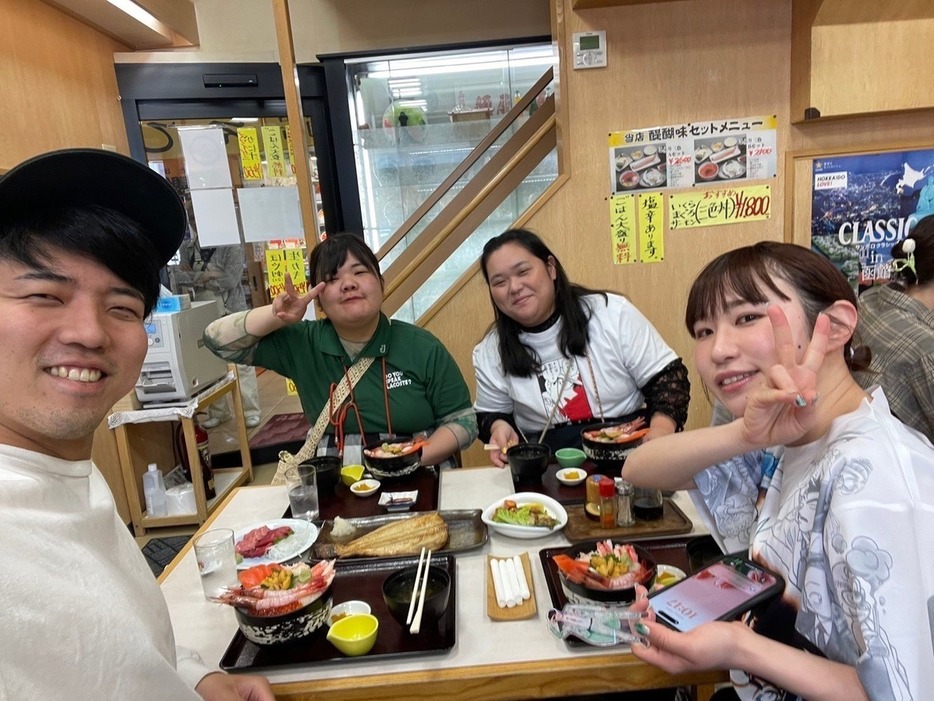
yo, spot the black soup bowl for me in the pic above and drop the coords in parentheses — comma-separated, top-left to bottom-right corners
(506, 442, 550, 483)
(363, 436, 422, 480)
(300, 455, 341, 494)
(382, 564, 451, 627)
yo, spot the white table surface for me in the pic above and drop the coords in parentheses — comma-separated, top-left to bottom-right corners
(161, 467, 708, 684)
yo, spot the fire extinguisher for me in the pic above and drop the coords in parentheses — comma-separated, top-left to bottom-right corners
(175, 419, 216, 500)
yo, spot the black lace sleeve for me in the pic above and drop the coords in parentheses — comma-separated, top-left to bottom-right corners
(640, 358, 691, 431)
(476, 411, 517, 444)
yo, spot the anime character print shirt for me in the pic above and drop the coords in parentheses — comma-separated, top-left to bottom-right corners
(692, 388, 934, 700)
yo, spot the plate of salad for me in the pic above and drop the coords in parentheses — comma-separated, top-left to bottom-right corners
(481, 492, 568, 540)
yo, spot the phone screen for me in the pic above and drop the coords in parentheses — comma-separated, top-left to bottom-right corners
(649, 556, 782, 632)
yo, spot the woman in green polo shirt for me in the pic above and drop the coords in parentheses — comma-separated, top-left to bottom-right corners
(203, 234, 477, 468)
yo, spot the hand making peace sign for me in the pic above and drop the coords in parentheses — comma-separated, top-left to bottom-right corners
(271, 272, 326, 324)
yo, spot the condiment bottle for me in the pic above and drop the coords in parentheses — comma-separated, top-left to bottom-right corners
(615, 479, 635, 527)
(599, 478, 617, 528)
(585, 474, 603, 518)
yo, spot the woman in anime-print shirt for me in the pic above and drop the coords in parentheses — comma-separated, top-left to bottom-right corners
(623, 242, 934, 700)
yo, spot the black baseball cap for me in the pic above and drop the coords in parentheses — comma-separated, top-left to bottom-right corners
(0, 148, 185, 266)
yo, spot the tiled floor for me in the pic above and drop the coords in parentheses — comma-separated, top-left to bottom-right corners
(134, 369, 296, 550)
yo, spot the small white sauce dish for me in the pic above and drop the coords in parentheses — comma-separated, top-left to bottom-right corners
(350, 478, 381, 497)
(327, 600, 372, 626)
(379, 490, 418, 512)
(555, 468, 587, 486)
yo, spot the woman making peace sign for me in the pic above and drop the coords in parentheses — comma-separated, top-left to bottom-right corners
(623, 242, 933, 700)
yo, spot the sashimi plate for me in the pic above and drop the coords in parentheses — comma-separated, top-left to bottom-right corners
(233, 518, 319, 569)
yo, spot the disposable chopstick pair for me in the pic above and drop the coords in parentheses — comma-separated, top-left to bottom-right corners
(490, 555, 530, 609)
(405, 547, 427, 625)
(409, 549, 433, 634)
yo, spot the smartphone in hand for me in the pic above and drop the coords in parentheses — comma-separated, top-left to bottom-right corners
(648, 554, 784, 632)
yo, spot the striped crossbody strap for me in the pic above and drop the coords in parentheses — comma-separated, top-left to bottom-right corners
(273, 356, 375, 485)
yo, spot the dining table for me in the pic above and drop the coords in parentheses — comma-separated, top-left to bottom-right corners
(159, 466, 728, 700)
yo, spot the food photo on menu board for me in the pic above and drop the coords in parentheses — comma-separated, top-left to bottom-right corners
(693, 135, 747, 183)
(613, 142, 668, 193)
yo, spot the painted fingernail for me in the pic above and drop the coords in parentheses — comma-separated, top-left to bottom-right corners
(795, 394, 807, 407)
(634, 622, 650, 636)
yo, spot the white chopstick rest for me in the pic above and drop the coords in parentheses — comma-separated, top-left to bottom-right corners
(406, 547, 427, 625)
(490, 558, 507, 608)
(512, 555, 531, 601)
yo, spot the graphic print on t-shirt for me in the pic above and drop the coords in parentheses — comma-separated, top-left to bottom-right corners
(537, 358, 593, 423)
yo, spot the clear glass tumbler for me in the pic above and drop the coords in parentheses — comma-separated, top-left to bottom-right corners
(285, 464, 319, 521)
(193, 528, 238, 600)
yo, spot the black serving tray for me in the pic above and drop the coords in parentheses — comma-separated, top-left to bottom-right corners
(538, 535, 719, 648)
(220, 553, 456, 672)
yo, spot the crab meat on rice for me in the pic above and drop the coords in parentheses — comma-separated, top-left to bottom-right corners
(211, 559, 335, 617)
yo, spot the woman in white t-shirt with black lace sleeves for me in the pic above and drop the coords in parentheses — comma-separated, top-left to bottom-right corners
(472, 228, 690, 467)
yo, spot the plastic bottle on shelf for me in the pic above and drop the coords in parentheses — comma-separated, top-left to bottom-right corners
(142, 463, 168, 517)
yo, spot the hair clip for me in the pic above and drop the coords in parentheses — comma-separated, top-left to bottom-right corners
(891, 237, 917, 280)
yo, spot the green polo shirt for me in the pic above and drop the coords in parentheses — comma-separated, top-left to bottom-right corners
(253, 314, 471, 436)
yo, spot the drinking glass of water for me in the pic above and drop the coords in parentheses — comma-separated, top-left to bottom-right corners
(193, 528, 238, 600)
(285, 464, 319, 521)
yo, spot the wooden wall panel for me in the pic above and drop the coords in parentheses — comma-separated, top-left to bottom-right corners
(429, 0, 934, 465)
(0, 0, 130, 171)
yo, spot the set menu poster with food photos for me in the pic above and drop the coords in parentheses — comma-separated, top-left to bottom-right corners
(607, 115, 778, 194)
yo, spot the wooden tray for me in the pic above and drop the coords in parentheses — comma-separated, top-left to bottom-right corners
(486, 552, 537, 621)
(562, 497, 693, 542)
(220, 554, 456, 672)
(312, 509, 488, 560)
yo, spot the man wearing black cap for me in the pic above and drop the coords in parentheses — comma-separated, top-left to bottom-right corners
(0, 150, 273, 700)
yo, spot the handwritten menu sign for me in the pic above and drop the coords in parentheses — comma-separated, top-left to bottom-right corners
(608, 115, 777, 194)
(609, 194, 636, 264)
(638, 193, 664, 263)
(265, 248, 308, 297)
(237, 128, 262, 181)
(669, 185, 771, 230)
(261, 126, 288, 180)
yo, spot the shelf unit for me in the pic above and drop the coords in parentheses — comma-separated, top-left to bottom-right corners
(114, 368, 254, 536)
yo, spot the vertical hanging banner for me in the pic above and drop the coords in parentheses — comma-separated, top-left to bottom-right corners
(237, 127, 263, 181)
(608, 115, 777, 194)
(638, 193, 665, 263)
(265, 248, 308, 298)
(609, 194, 637, 264)
(669, 184, 771, 230)
(262, 126, 288, 179)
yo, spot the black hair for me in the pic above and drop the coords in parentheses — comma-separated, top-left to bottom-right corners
(891, 214, 934, 288)
(0, 204, 162, 316)
(480, 228, 608, 377)
(685, 241, 870, 372)
(309, 233, 384, 289)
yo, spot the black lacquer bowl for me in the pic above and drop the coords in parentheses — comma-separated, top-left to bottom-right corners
(506, 442, 550, 483)
(555, 540, 656, 606)
(234, 585, 333, 646)
(580, 422, 646, 468)
(363, 436, 422, 480)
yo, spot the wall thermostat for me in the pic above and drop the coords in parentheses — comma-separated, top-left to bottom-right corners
(572, 31, 607, 69)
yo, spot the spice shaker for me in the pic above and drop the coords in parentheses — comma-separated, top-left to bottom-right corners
(599, 478, 617, 528)
(615, 479, 635, 527)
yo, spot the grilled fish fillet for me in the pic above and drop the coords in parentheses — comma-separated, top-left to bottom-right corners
(334, 512, 448, 557)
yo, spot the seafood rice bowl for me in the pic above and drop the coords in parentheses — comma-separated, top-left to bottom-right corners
(213, 560, 335, 645)
(363, 436, 422, 479)
(580, 418, 648, 467)
(553, 540, 656, 605)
